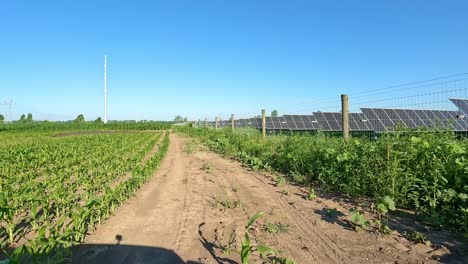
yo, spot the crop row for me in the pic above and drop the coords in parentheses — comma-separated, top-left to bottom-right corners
(0, 121, 172, 132)
(178, 126, 468, 232)
(0, 131, 170, 263)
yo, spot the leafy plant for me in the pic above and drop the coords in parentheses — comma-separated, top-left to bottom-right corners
(306, 187, 316, 200)
(404, 231, 431, 246)
(263, 222, 289, 234)
(241, 212, 276, 264)
(349, 209, 370, 231)
(374, 196, 396, 234)
(276, 176, 286, 187)
(177, 126, 468, 231)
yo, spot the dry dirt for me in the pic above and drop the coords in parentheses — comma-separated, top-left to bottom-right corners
(72, 134, 467, 264)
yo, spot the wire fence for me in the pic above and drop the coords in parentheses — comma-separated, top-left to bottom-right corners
(194, 73, 468, 139)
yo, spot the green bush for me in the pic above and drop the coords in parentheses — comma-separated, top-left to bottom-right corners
(177, 126, 468, 231)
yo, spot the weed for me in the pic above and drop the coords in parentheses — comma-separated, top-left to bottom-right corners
(201, 162, 215, 173)
(268, 256, 297, 264)
(306, 187, 316, 200)
(280, 189, 290, 196)
(373, 196, 396, 234)
(263, 222, 289, 234)
(276, 175, 286, 187)
(350, 209, 370, 231)
(211, 196, 242, 210)
(184, 140, 197, 154)
(404, 231, 432, 246)
(220, 231, 237, 254)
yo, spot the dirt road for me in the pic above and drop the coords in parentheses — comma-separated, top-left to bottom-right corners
(73, 134, 464, 264)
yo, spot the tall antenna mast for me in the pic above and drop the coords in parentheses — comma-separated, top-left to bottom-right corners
(104, 55, 107, 124)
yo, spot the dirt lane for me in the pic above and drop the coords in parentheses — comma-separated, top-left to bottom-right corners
(73, 134, 463, 264)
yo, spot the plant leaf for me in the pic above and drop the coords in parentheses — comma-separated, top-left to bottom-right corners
(256, 244, 276, 258)
(246, 212, 264, 228)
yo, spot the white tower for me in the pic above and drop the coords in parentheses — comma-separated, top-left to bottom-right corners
(104, 55, 107, 124)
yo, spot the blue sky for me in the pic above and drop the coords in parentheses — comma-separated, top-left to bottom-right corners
(1, 0, 467, 121)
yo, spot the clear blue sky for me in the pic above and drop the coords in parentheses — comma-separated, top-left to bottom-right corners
(1, 0, 467, 121)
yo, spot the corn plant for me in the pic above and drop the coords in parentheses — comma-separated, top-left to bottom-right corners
(0, 131, 171, 262)
(241, 212, 276, 264)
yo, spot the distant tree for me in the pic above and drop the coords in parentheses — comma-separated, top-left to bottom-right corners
(271, 110, 278, 117)
(19, 114, 26, 123)
(174, 115, 185, 122)
(26, 113, 33, 123)
(0, 114, 4, 124)
(74, 114, 85, 123)
(94, 117, 103, 123)
(183, 117, 188, 122)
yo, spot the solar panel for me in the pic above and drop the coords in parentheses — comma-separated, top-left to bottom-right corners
(313, 112, 373, 131)
(349, 113, 374, 131)
(283, 115, 298, 130)
(360, 108, 468, 132)
(279, 115, 319, 130)
(450, 98, 468, 115)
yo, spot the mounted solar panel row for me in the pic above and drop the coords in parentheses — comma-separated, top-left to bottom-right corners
(360, 108, 468, 132)
(312, 112, 373, 131)
(450, 98, 468, 115)
(281, 115, 319, 130)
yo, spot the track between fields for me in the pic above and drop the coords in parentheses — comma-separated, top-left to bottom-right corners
(73, 134, 463, 264)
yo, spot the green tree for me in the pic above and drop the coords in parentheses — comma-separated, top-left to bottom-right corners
(26, 113, 33, 123)
(174, 115, 184, 122)
(19, 114, 26, 123)
(0, 114, 4, 124)
(94, 117, 103, 123)
(74, 114, 85, 123)
(271, 110, 278, 117)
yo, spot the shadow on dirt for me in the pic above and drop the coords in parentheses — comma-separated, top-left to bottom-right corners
(198, 222, 237, 264)
(386, 210, 468, 264)
(313, 207, 353, 231)
(2, 235, 203, 264)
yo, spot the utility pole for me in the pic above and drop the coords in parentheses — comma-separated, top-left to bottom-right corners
(104, 55, 107, 124)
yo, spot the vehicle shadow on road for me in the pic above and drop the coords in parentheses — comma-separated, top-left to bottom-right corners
(198, 222, 237, 264)
(3, 235, 203, 264)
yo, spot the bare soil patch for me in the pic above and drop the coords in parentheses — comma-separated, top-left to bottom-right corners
(74, 134, 468, 264)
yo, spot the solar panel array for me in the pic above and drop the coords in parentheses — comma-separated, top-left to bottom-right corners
(312, 112, 373, 131)
(197, 98, 468, 133)
(360, 108, 468, 132)
(450, 98, 468, 116)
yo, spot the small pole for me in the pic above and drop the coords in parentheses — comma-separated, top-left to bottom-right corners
(205, 118, 208, 128)
(262, 109, 266, 138)
(215, 117, 218, 130)
(341, 94, 349, 143)
(198, 119, 200, 127)
(231, 114, 234, 131)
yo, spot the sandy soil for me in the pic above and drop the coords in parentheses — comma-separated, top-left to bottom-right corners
(73, 134, 467, 264)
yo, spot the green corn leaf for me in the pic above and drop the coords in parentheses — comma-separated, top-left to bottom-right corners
(256, 244, 276, 258)
(246, 212, 264, 228)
